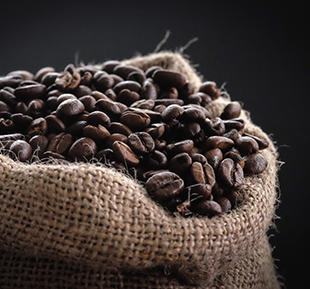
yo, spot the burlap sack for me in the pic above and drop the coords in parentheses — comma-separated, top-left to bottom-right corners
(0, 51, 281, 288)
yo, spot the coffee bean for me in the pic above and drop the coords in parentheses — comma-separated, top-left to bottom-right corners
(113, 65, 143, 80)
(119, 110, 151, 131)
(79, 95, 96, 112)
(243, 153, 268, 175)
(9, 140, 32, 162)
(27, 99, 46, 118)
(68, 137, 97, 161)
(0, 118, 15, 134)
(168, 139, 194, 156)
(199, 81, 221, 100)
(204, 148, 223, 170)
(93, 71, 114, 92)
(190, 153, 207, 164)
(112, 140, 140, 167)
(34, 67, 55, 83)
(101, 60, 121, 74)
(235, 136, 259, 155)
(220, 101, 242, 119)
(104, 133, 128, 149)
(203, 117, 225, 136)
(192, 200, 222, 217)
(146, 171, 184, 203)
(56, 98, 85, 118)
(29, 135, 49, 158)
(14, 83, 46, 101)
(144, 123, 165, 139)
(127, 132, 155, 156)
(217, 158, 244, 189)
(215, 196, 232, 213)
(169, 152, 192, 175)
(243, 133, 269, 150)
(127, 70, 146, 85)
(55, 64, 80, 91)
(206, 136, 234, 151)
(144, 150, 168, 170)
(27, 117, 48, 136)
(46, 132, 72, 154)
(153, 70, 187, 90)
(140, 79, 158, 100)
(161, 104, 184, 123)
(83, 124, 111, 142)
(116, 89, 140, 106)
(113, 80, 141, 95)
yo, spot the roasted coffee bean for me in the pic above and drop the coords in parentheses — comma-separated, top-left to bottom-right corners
(29, 135, 49, 158)
(206, 136, 234, 151)
(223, 129, 241, 142)
(45, 132, 72, 154)
(7, 70, 33, 80)
(127, 132, 155, 155)
(140, 79, 158, 100)
(112, 140, 140, 167)
(235, 136, 259, 155)
(0, 100, 11, 112)
(224, 150, 245, 169)
(223, 118, 245, 132)
(217, 158, 244, 189)
(192, 200, 222, 217)
(104, 133, 128, 148)
(119, 109, 151, 131)
(0, 118, 15, 134)
(243, 133, 269, 150)
(55, 64, 80, 91)
(224, 190, 239, 207)
(93, 71, 114, 92)
(95, 148, 115, 163)
(130, 99, 155, 110)
(215, 196, 232, 213)
(182, 183, 212, 202)
(154, 98, 184, 106)
(66, 120, 88, 137)
(83, 124, 111, 142)
(190, 162, 216, 187)
(34, 67, 55, 83)
(144, 66, 163, 78)
(180, 122, 202, 140)
(203, 117, 225, 136)
(161, 104, 184, 123)
(104, 88, 117, 101)
(0, 75, 23, 89)
(14, 83, 46, 101)
(204, 148, 223, 170)
(181, 106, 208, 123)
(101, 60, 121, 74)
(169, 152, 192, 175)
(160, 87, 178, 99)
(146, 171, 184, 203)
(199, 81, 221, 100)
(67, 137, 97, 161)
(95, 98, 123, 119)
(154, 139, 167, 151)
(145, 123, 165, 139)
(113, 65, 143, 80)
(27, 117, 48, 136)
(27, 99, 46, 118)
(113, 80, 141, 95)
(0, 89, 18, 107)
(144, 150, 168, 169)
(56, 98, 85, 118)
(9, 140, 32, 162)
(116, 89, 140, 106)
(79, 71, 93, 87)
(56, 93, 77, 105)
(220, 101, 242, 119)
(243, 153, 268, 175)
(87, 111, 111, 128)
(190, 153, 207, 164)
(79, 95, 96, 112)
(41, 72, 59, 87)
(127, 70, 146, 85)
(153, 70, 187, 90)
(0, 133, 25, 142)
(168, 139, 194, 156)
(109, 122, 132, 136)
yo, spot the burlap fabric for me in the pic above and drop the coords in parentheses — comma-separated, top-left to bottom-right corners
(0, 52, 281, 288)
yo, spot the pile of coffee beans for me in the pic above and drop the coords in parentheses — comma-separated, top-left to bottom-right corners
(0, 62, 269, 217)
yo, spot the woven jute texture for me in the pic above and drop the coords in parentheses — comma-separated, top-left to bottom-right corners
(0, 51, 281, 288)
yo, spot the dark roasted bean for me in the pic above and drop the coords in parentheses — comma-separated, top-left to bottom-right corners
(27, 99, 46, 118)
(169, 152, 192, 175)
(0, 118, 15, 134)
(203, 117, 225, 136)
(130, 99, 155, 110)
(93, 71, 114, 92)
(79, 95, 96, 112)
(243, 133, 269, 150)
(140, 79, 158, 100)
(204, 148, 223, 170)
(192, 200, 222, 217)
(101, 60, 121, 74)
(190, 153, 207, 164)
(67, 137, 97, 161)
(109, 122, 132, 136)
(144, 150, 168, 169)
(27, 117, 48, 136)
(127, 70, 146, 85)
(34, 67, 55, 83)
(14, 83, 46, 101)
(112, 140, 140, 167)
(215, 196, 232, 213)
(235, 136, 259, 155)
(119, 109, 151, 131)
(56, 98, 85, 118)
(153, 70, 187, 90)
(29, 135, 49, 158)
(9, 140, 32, 162)
(127, 132, 155, 155)
(146, 171, 184, 203)
(113, 65, 143, 80)
(243, 153, 268, 175)
(161, 104, 184, 123)
(95, 148, 115, 163)
(83, 124, 111, 142)
(220, 101, 242, 119)
(55, 64, 80, 91)
(217, 158, 244, 189)
(116, 89, 140, 106)
(199, 81, 221, 100)
(206, 136, 234, 151)
(104, 133, 128, 148)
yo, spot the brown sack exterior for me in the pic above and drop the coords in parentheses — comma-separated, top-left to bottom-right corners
(0, 52, 281, 288)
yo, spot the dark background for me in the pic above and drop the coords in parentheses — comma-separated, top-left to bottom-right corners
(1, 1, 309, 287)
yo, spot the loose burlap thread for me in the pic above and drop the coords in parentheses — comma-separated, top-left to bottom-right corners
(0, 51, 281, 288)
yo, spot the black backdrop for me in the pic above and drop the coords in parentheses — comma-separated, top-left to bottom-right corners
(1, 1, 309, 288)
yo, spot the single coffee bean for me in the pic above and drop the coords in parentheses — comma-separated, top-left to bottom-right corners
(55, 64, 80, 91)
(160, 87, 178, 99)
(86, 111, 111, 128)
(113, 64, 143, 80)
(119, 110, 151, 131)
(192, 199, 222, 217)
(0, 118, 15, 134)
(217, 158, 244, 189)
(127, 132, 155, 156)
(215, 196, 232, 213)
(79, 95, 96, 112)
(27, 117, 48, 136)
(34, 67, 55, 83)
(41, 72, 59, 87)
(93, 71, 114, 92)
(190, 153, 207, 164)
(235, 136, 259, 155)
(113, 80, 141, 95)
(168, 139, 194, 156)
(199, 81, 221, 100)
(220, 101, 242, 119)
(144, 65, 163, 78)
(56, 93, 77, 105)
(29, 135, 49, 158)
(116, 89, 140, 106)
(104, 133, 128, 149)
(146, 171, 184, 203)
(243, 153, 268, 175)
(127, 70, 146, 85)
(243, 133, 269, 150)
(56, 98, 85, 118)
(95, 148, 115, 163)
(101, 60, 121, 74)
(140, 79, 158, 100)
(204, 148, 223, 170)
(14, 83, 46, 101)
(182, 183, 212, 202)
(153, 70, 187, 90)
(112, 140, 140, 167)
(27, 99, 46, 118)
(0, 75, 23, 89)
(66, 120, 88, 137)
(7, 70, 33, 80)
(161, 104, 184, 123)
(46, 132, 73, 154)
(224, 150, 245, 169)
(154, 139, 167, 151)
(144, 123, 165, 139)
(9, 140, 32, 162)
(0, 133, 25, 142)
(0, 89, 18, 107)
(224, 190, 239, 207)
(130, 99, 155, 110)
(83, 124, 111, 142)
(206, 136, 234, 151)
(223, 118, 245, 132)
(223, 129, 241, 142)
(144, 150, 168, 170)
(169, 152, 192, 175)
(203, 117, 225, 136)
(95, 98, 122, 119)
(67, 137, 97, 161)
(154, 98, 184, 106)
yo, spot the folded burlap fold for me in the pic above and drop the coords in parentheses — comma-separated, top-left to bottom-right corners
(0, 51, 281, 288)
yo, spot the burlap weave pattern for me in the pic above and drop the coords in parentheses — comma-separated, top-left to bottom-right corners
(0, 52, 281, 288)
